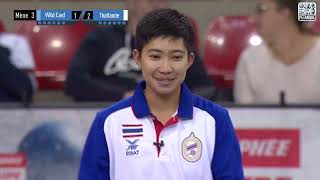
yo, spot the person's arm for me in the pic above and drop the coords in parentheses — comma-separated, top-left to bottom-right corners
(211, 109, 244, 180)
(234, 53, 255, 104)
(65, 29, 131, 101)
(11, 35, 37, 90)
(78, 112, 110, 180)
(185, 53, 216, 99)
(10, 34, 35, 70)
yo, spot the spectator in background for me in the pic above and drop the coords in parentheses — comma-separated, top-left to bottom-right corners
(234, 0, 320, 104)
(0, 32, 36, 102)
(65, 0, 214, 102)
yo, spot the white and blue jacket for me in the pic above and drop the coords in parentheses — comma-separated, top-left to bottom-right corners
(79, 81, 244, 180)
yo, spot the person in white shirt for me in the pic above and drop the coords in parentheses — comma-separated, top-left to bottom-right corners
(234, 0, 320, 104)
(0, 33, 35, 71)
(0, 33, 36, 102)
(0, 33, 37, 89)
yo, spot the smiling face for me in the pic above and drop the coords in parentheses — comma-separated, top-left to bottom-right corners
(133, 36, 194, 96)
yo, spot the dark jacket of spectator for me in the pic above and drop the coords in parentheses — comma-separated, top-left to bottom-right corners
(0, 45, 33, 102)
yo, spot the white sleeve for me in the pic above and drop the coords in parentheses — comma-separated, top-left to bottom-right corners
(11, 35, 35, 70)
(234, 51, 255, 104)
(0, 33, 38, 90)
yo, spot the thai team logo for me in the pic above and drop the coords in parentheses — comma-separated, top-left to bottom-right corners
(125, 139, 140, 156)
(182, 132, 202, 162)
(122, 124, 143, 156)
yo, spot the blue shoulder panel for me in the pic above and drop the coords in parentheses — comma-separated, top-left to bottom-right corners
(193, 96, 244, 180)
(78, 98, 131, 180)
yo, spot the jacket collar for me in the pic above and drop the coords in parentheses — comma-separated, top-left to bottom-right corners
(131, 81, 193, 120)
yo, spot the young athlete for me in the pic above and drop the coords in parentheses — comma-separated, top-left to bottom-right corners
(79, 9, 244, 180)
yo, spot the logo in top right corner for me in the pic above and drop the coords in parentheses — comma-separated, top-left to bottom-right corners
(298, 2, 316, 21)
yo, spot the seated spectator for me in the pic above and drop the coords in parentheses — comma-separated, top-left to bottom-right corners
(65, 0, 214, 102)
(0, 33, 36, 102)
(0, 45, 33, 102)
(234, 0, 320, 104)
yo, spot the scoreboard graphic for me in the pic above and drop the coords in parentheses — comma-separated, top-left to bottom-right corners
(13, 9, 128, 25)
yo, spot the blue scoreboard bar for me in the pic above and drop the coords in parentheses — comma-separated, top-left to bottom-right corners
(13, 9, 128, 26)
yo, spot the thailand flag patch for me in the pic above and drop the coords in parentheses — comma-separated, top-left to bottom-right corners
(122, 124, 143, 138)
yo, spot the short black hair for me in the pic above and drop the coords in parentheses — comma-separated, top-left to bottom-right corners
(135, 8, 194, 55)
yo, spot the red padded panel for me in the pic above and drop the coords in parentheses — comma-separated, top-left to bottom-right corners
(15, 21, 93, 89)
(203, 16, 259, 89)
(0, 20, 5, 32)
(311, 18, 320, 34)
